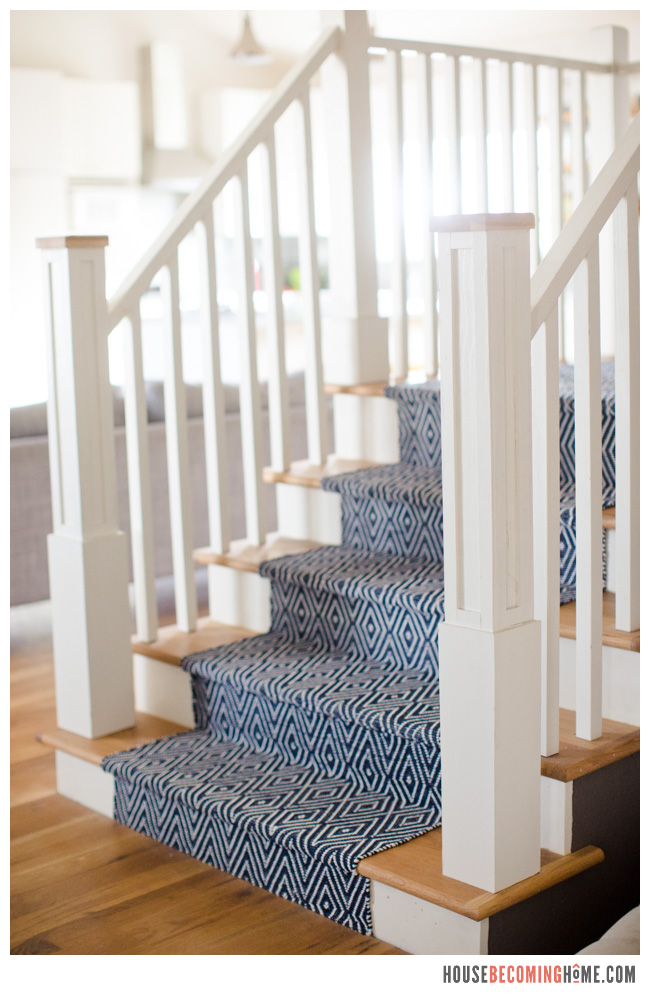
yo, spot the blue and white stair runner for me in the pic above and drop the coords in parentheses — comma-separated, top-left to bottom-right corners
(103, 731, 437, 933)
(103, 360, 616, 935)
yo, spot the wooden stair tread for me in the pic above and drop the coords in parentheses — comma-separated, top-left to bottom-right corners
(37, 713, 189, 767)
(132, 616, 257, 666)
(262, 457, 380, 489)
(559, 590, 639, 652)
(324, 373, 437, 397)
(357, 829, 603, 920)
(602, 506, 615, 530)
(540, 708, 639, 782)
(194, 533, 322, 574)
(324, 382, 389, 397)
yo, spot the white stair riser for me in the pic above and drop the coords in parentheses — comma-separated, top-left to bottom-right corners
(540, 777, 573, 855)
(207, 564, 271, 632)
(332, 393, 400, 463)
(133, 654, 194, 726)
(370, 880, 488, 954)
(276, 482, 342, 545)
(559, 639, 639, 726)
(55, 750, 115, 819)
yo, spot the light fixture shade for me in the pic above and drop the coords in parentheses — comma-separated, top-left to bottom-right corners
(230, 12, 273, 66)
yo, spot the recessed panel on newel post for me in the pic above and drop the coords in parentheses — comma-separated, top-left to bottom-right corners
(434, 214, 541, 893)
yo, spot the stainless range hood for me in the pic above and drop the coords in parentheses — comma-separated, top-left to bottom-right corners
(140, 41, 210, 191)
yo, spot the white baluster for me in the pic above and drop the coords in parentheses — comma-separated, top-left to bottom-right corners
(551, 68, 564, 236)
(234, 168, 267, 543)
(474, 58, 489, 214)
(613, 181, 640, 631)
(123, 304, 158, 642)
(296, 88, 328, 464)
(532, 305, 560, 757)
(37, 236, 134, 737)
(502, 62, 515, 212)
(196, 210, 230, 556)
(387, 49, 408, 379)
(418, 52, 438, 378)
(260, 131, 291, 471)
(447, 55, 462, 214)
(526, 63, 541, 267)
(573, 243, 603, 740)
(436, 213, 540, 892)
(549, 67, 565, 359)
(572, 72, 588, 207)
(159, 252, 197, 632)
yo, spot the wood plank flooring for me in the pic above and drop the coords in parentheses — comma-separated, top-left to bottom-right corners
(10, 603, 404, 956)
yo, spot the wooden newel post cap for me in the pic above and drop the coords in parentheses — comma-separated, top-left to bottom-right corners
(36, 235, 109, 249)
(430, 213, 536, 233)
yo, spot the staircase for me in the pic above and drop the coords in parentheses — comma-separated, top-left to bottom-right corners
(92, 360, 617, 937)
(35, 11, 640, 955)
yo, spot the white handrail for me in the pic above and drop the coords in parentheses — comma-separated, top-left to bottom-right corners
(106, 26, 341, 331)
(531, 114, 640, 335)
(371, 35, 634, 75)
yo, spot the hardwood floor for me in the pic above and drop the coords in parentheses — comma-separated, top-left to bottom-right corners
(10, 600, 404, 956)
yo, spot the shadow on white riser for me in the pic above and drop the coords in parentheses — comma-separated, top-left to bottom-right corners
(134, 654, 194, 726)
(55, 750, 115, 819)
(559, 638, 639, 725)
(276, 484, 342, 545)
(370, 880, 488, 954)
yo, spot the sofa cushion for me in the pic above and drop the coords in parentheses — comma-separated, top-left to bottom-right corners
(10, 403, 48, 440)
(10, 386, 126, 439)
(145, 374, 306, 423)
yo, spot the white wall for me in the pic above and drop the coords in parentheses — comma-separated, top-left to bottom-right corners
(9, 11, 640, 405)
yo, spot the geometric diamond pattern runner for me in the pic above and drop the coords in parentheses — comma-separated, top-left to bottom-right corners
(105, 356, 615, 935)
(103, 730, 439, 933)
(184, 630, 441, 807)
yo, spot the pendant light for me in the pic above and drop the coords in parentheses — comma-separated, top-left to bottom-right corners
(230, 12, 273, 66)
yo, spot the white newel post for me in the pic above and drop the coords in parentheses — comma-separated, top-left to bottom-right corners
(38, 236, 135, 738)
(319, 11, 395, 462)
(435, 215, 541, 893)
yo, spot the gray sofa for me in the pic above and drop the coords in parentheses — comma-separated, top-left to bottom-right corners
(10, 374, 333, 606)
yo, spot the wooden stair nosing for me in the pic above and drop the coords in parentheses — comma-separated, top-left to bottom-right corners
(132, 616, 258, 667)
(559, 590, 639, 652)
(540, 708, 639, 783)
(323, 374, 439, 397)
(262, 456, 381, 489)
(324, 382, 389, 397)
(602, 506, 615, 530)
(357, 828, 604, 921)
(193, 533, 322, 573)
(40, 701, 639, 787)
(36, 712, 190, 767)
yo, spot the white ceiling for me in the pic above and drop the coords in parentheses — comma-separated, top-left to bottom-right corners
(193, 9, 641, 63)
(9, 9, 640, 88)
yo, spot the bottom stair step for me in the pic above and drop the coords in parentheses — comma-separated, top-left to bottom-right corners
(102, 729, 440, 934)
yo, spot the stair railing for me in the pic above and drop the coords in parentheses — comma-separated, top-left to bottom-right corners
(433, 115, 639, 890)
(370, 31, 638, 380)
(37, 25, 364, 738)
(531, 114, 640, 751)
(105, 26, 343, 643)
